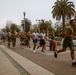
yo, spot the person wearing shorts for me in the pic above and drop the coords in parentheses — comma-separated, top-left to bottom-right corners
(11, 31, 17, 48)
(20, 32, 25, 48)
(54, 19, 76, 66)
(32, 29, 39, 53)
(7, 31, 11, 48)
(37, 30, 46, 52)
(26, 31, 31, 48)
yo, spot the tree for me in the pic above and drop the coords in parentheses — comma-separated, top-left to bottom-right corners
(21, 18, 32, 33)
(6, 26, 10, 32)
(74, 12, 76, 21)
(52, 0, 75, 35)
(1, 28, 6, 32)
(39, 19, 46, 31)
(38, 19, 53, 35)
(10, 23, 20, 33)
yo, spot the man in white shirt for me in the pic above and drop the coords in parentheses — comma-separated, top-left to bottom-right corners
(37, 30, 46, 52)
(32, 29, 39, 53)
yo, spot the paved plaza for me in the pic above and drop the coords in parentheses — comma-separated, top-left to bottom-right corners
(0, 42, 76, 75)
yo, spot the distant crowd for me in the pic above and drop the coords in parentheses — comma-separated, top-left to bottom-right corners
(0, 29, 58, 53)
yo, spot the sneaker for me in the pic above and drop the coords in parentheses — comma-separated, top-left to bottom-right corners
(37, 46, 39, 49)
(54, 51, 57, 58)
(41, 50, 44, 52)
(72, 61, 76, 66)
(29, 46, 31, 48)
(33, 50, 35, 53)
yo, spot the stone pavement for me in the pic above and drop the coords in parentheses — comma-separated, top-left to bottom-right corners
(1, 42, 76, 75)
(0, 45, 55, 75)
(0, 48, 21, 75)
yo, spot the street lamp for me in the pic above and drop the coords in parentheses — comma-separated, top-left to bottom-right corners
(38, 20, 40, 33)
(23, 12, 26, 32)
(36, 19, 40, 33)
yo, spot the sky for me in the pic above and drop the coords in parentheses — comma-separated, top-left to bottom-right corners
(0, 0, 76, 29)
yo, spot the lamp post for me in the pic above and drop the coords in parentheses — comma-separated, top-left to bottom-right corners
(36, 19, 40, 33)
(23, 12, 26, 32)
(38, 20, 40, 33)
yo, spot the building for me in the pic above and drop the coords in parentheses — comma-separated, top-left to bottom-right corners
(6, 20, 13, 28)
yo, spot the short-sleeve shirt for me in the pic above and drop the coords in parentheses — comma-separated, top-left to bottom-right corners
(27, 34, 31, 41)
(63, 25, 74, 48)
(20, 34, 24, 42)
(65, 25, 74, 36)
(32, 32, 39, 40)
(40, 33, 46, 39)
(72, 26, 76, 35)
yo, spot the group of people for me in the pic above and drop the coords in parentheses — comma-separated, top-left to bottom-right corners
(19, 31, 31, 48)
(2, 28, 56, 53)
(1, 19, 76, 66)
(1, 31, 31, 48)
(7, 31, 18, 48)
(32, 29, 57, 53)
(32, 29, 47, 53)
(32, 19, 76, 66)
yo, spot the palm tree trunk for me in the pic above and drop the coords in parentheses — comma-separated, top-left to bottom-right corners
(22, 25, 24, 31)
(62, 15, 65, 36)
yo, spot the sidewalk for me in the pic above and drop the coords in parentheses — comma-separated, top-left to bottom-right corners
(0, 45, 55, 75)
(0, 48, 20, 75)
(1, 43, 76, 75)
(4, 43, 76, 75)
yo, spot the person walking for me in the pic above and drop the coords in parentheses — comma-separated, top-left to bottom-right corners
(11, 31, 17, 48)
(37, 30, 46, 52)
(49, 31, 55, 51)
(26, 31, 31, 48)
(7, 31, 11, 48)
(32, 29, 39, 53)
(20, 32, 25, 48)
(54, 19, 76, 66)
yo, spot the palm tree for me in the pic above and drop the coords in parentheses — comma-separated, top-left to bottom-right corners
(10, 23, 20, 33)
(21, 18, 31, 33)
(74, 11, 76, 21)
(52, 0, 75, 35)
(39, 19, 53, 35)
